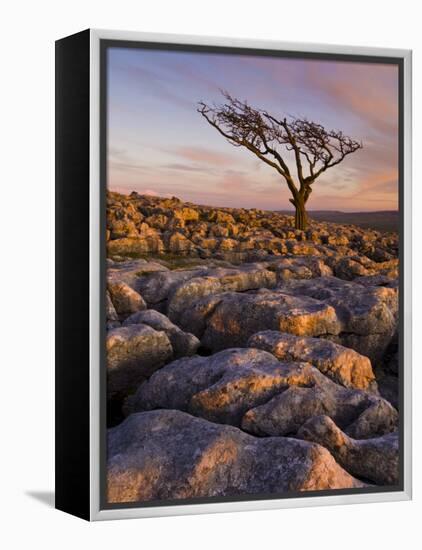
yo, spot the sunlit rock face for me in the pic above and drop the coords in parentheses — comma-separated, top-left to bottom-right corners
(106, 191, 398, 264)
(125, 348, 398, 440)
(107, 281, 146, 318)
(274, 277, 398, 364)
(107, 410, 365, 503)
(247, 331, 376, 391)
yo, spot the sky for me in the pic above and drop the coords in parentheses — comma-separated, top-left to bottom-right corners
(107, 47, 399, 212)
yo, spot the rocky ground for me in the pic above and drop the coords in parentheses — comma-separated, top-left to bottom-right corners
(105, 191, 400, 504)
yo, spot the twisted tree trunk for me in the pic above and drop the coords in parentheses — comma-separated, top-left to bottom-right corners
(290, 194, 308, 230)
(294, 202, 308, 230)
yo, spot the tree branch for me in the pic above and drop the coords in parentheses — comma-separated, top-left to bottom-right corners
(197, 93, 362, 209)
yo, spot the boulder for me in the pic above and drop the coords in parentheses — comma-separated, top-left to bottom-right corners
(241, 366, 397, 439)
(107, 281, 146, 317)
(285, 240, 322, 256)
(136, 268, 206, 307)
(345, 398, 400, 439)
(107, 410, 364, 503)
(267, 256, 332, 282)
(106, 324, 173, 399)
(174, 207, 200, 223)
(166, 232, 194, 254)
(297, 415, 399, 485)
(123, 309, 200, 358)
(167, 265, 277, 323)
(247, 331, 376, 391)
(125, 348, 283, 424)
(332, 257, 373, 280)
(278, 276, 398, 363)
(125, 348, 397, 438)
(354, 273, 399, 289)
(208, 210, 235, 224)
(167, 276, 224, 322)
(107, 235, 164, 256)
(134, 263, 276, 316)
(107, 259, 169, 291)
(177, 293, 225, 339)
(106, 290, 120, 329)
(199, 290, 340, 352)
(108, 218, 139, 239)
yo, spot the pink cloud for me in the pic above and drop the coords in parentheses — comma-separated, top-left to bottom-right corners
(172, 146, 236, 167)
(307, 63, 398, 136)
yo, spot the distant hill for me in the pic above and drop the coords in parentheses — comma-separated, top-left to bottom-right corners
(278, 210, 399, 233)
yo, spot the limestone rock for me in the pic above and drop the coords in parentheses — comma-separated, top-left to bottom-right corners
(125, 348, 397, 439)
(107, 259, 169, 291)
(107, 235, 164, 256)
(297, 415, 399, 485)
(241, 366, 397, 439)
(136, 268, 206, 307)
(106, 291, 120, 329)
(167, 265, 276, 323)
(200, 290, 340, 352)
(278, 276, 398, 363)
(208, 210, 235, 224)
(107, 410, 365, 503)
(267, 256, 332, 282)
(247, 331, 376, 391)
(105, 192, 398, 274)
(167, 232, 194, 254)
(135, 262, 276, 315)
(107, 324, 173, 399)
(123, 309, 200, 358)
(125, 348, 283, 423)
(332, 256, 373, 280)
(174, 207, 200, 223)
(107, 281, 146, 317)
(108, 218, 140, 239)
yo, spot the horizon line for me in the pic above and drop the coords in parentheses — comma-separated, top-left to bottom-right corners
(108, 189, 399, 214)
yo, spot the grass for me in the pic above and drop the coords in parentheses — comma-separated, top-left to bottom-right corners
(109, 252, 235, 271)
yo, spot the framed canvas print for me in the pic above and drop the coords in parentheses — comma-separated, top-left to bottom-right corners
(55, 29, 412, 521)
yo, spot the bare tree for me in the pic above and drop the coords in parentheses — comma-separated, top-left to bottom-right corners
(198, 91, 362, 230)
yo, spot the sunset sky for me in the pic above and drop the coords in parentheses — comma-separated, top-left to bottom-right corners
(107, 46, 399, 212)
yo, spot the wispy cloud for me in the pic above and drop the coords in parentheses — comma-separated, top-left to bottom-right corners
(307, 62, 398, 137)
(170, 146, 237, 166)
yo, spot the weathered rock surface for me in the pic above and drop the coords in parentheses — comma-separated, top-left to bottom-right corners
(247, 331, 376, 391)
(107, 258, 169, 291)
(107, 410, 365, 502)
(198, 290, 341, 352)
(137, 268, 206, 307)
(125, 348, 283, 424)
(123, 309, 200, 358)
(106, 290, 120, 330)
(107, 281, 146, 317)
(134, 263, 277, 314)
(241, 366, 397, 438)
(107, 324, 173, 399)
(267, 256, 333, 282)
(107, 191, 398, 264)
(278, 277, 398, 363)
(167, 265, 277, 323)
(297, 415, 399, 485)
(105, 192, 400, 491)
(135, 271, 397, 364)
(126, 348, 398, 438)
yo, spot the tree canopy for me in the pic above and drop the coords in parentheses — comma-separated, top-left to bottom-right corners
(198, 91, 362, 230)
